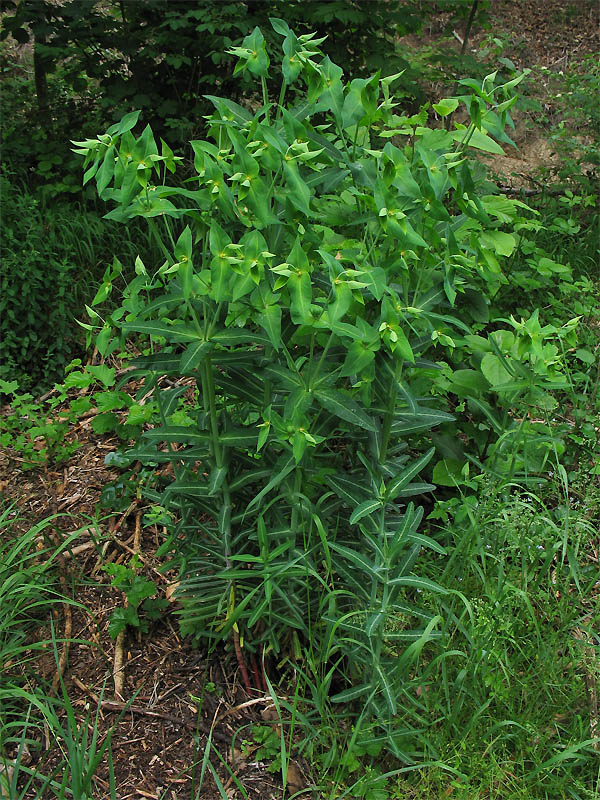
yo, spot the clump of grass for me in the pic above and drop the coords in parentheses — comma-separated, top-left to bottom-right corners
(0, 505, 123, 799)
(389, 476, 599, 800)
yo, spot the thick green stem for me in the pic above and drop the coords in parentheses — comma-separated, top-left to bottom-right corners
(261, 76, 270, 123)
(290, 466, 302, 545)
(204, 356, 222, 468)
(275, 81, 287, 122)
(455, 121, 477, 153)
(148, 218, 172, 264)
(163, 215, 177, 250)
(379, 362, 401, 464)
(203, 356, 232, 570)
(310, 332, 335, 389)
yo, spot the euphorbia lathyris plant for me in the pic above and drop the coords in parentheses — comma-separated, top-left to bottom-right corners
(74, 20, 541, 752)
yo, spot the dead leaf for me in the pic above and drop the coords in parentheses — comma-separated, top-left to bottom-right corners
(165, 582, 180, 602)
(286, 761, 306, 797)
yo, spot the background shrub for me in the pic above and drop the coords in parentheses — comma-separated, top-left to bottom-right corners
(0, 173, 157, 392)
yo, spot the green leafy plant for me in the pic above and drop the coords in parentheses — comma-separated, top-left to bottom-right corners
(74, 22, 574, 753)
(0, 172, 158, 392)
(0, 379, 82, 469)
(543, 54, 599, 192)
(103, 556, 168, 639)
(0, 180, 77, 391)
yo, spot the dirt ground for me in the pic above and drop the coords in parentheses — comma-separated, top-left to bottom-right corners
(1, 2, 598, 798)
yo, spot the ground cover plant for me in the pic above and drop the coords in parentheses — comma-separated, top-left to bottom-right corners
(0, 4, 598, 798)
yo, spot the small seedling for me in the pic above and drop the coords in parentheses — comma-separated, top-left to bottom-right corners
(103, 555, 168, 639)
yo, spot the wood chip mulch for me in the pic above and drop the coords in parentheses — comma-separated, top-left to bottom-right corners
(0, 421, 301, 799)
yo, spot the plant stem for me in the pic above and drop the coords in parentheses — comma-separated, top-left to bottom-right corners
(310, 332, 335, 388)
(148, 218, 172, 264)
(461, 0, 479, 57)
(290, 466, 302, 545)
(275, 80, 287, 122)
(261, 76, 270, 123)
(379, 361, 400, 464)
(203, 356, 222, 468)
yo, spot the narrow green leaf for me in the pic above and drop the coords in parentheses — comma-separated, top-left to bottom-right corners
(395, 481, 435, 498)
(385, 448, 435, 502)
(375, 663, 396, 715)
(365, 611, 386, 637)
(257, 303, 282, 350)
(130, 352, 181, 373)
(316, 388, 377, 432)
(96, 146, 115, 196)
(283, 161, 311, 217)
(174, 225, 193, 264)
(287, 269, 313, 324)
(164, 479, 211, 498)
(208, 466, 227, 495)
(341, 342, 376, 377)
(211, 329, 271, 347)
(326, 474, 370, 507)
(143, 427, 210, 444)
(329, 542, 379, 577)
(123, 321, 203, 342)
(391, 412, 454, 435)
(388, 576, 448, 594)
(246, 456, 295, 512)
(407, 533, 446, 555)
(284, 387, 313, 420)
(179, 341, 213, 372)
(349, 499, 382, 525)
(219, 429, 259, 447)
(331, 683, 372, 703)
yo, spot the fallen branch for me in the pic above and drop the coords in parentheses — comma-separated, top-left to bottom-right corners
(60, 541, 96, 559)
(71, 677, 232, 744)
(51, 534, 72, 693)
(216, 694, 276, 723)
(51, 601, 72, 692)
(113, 628, 126, 700)
(133, 510, 142, 553)
(497, 184, 568, 196)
